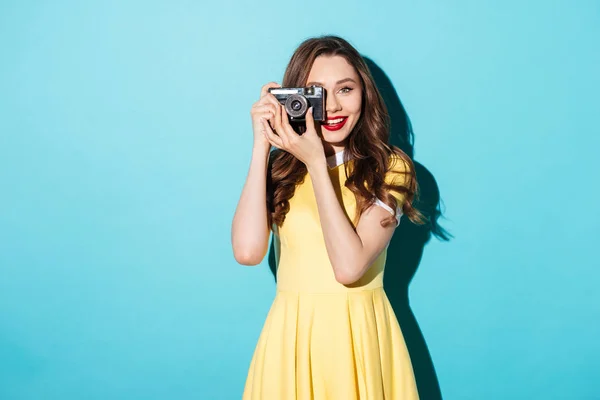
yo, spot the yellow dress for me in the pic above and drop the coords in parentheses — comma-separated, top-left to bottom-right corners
(243, 150, 419, 400)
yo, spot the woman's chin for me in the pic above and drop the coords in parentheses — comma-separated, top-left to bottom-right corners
(320, 127, 351, 144)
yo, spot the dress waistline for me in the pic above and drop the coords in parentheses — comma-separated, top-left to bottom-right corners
(275, 285, 385, 295)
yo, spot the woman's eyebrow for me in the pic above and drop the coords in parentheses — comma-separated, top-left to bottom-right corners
(306, 77, 357, 86)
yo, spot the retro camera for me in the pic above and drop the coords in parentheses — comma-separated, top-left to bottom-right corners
(268, 86, 325, 122)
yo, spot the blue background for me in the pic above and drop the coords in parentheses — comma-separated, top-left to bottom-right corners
(1, 1, 598, 399)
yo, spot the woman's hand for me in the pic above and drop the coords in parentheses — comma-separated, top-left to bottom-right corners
(250, 82, 282, 151)
(261, 103, 325, 170)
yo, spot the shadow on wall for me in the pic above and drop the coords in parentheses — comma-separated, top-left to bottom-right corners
(365, 56, 452, 400)
(267, 56, 452, 400)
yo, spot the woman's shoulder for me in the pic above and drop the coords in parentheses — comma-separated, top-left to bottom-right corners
(385, 149, 412, 184)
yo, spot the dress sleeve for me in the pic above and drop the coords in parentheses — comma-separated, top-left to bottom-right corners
(373, 155, 410, 227)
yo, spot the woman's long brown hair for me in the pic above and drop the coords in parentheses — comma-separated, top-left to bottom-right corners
(267, 35, 426, 229)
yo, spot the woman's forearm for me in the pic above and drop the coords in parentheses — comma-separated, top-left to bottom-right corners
(307, 161, 365, 283)
(231, 145, 271, 265)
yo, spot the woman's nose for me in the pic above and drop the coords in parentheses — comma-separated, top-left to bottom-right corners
(325, 96, 340, 113)
(325, 92, 341, 114)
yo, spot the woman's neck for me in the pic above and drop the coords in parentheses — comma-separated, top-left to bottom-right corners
(322, 142, 347, 157)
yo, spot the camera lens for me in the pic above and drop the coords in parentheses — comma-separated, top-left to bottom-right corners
(291, 100, 302, 111)
(284, 94, 308, 118)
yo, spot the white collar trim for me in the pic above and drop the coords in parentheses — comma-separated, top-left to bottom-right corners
(326, 149, 346, 169)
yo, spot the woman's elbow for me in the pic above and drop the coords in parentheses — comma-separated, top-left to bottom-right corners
(233, 247, 265, 266)
(231, 232, 268, 266)
(333, 267, 364, 285)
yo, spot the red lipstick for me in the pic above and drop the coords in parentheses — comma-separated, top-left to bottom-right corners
(322, 116, 348, 131)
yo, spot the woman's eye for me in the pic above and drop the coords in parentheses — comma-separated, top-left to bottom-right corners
(339, 86, 353, 94)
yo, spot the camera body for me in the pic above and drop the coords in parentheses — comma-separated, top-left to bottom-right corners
(268, 86, 325, 122)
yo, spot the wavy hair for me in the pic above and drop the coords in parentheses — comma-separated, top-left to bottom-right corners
(267, 35, 426, 229)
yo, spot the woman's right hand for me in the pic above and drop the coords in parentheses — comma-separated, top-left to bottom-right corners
(250, 82, 282, 151)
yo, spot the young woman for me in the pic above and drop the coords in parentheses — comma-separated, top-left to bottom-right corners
(232, 35, 426, 399)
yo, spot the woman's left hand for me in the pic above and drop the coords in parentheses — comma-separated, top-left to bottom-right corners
(261, 103, 325, 169)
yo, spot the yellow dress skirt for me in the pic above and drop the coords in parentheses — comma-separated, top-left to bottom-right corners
(243, 154, 419, 399)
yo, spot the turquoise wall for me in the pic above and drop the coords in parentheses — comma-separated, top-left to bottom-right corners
(1, 1, 598, 399)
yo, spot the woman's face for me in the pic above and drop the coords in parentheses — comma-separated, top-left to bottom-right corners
(306, 55, 363, 151)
